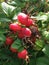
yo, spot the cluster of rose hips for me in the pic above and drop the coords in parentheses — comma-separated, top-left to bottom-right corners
(5, 13, 38, 60)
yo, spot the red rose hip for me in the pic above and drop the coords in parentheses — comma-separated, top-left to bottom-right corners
(26, 19, 34, 26)
(6, 37, 13, 45)
(18, 28, 31, 38)
(18, 49, 28, 59)
(24, 28, 31, 37)
(18, 31, 24, 38)
(17, 13, 28, 25)
(9, 23, 21, 32)
(10, 46, 17, 53)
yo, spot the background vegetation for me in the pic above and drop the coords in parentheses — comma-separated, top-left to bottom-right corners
(0, 0, 49, 65)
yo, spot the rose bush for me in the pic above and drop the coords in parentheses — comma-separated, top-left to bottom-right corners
(0, 0, 49, 65)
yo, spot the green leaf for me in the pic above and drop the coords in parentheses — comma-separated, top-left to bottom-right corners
(35, 39, 45, 48)
(34, 39, 45, 51)
(29, 58, 35, 65)
(11, 38, 24, 52)
(0, 46, 21, 65)
(37, 62, 47, 65)
(36, 14, 47, 21)
(0, 12, 6, 18)
(14, 38, 22, 45)
(8, 1, 17, 6)
(1, 2, 16, 17)
(0, 18, 11, 22)
(42, 31, 49, 41)
(0, 34, 6, 46)
(11, 39, 21, 49)
(0, 12, 11, 22)
(0, 0, 4, 3)
(42, 44, 49, 57)
(36, 57, 49, 65)
(18, 46, 24, 52)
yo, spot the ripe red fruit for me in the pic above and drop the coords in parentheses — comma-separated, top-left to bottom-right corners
(18, 31, 24, 38)
(10, 46, 17, 53)
(18, 28, 31, 38)
(6, 37, 13, 45)
(17, 13, 28, 25)
(24, 28, 31, 37)
(18, 28, 25, 38)
(26, 19, 34, 26)
(9, 23, 21, 32)
(18, 49, 28, 59)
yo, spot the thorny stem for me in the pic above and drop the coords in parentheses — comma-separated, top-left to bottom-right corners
(25, 56, 30, 65)
(22, 37, 34, 49)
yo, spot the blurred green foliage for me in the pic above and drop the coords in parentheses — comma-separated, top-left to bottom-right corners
(0, 0, 49, 65)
